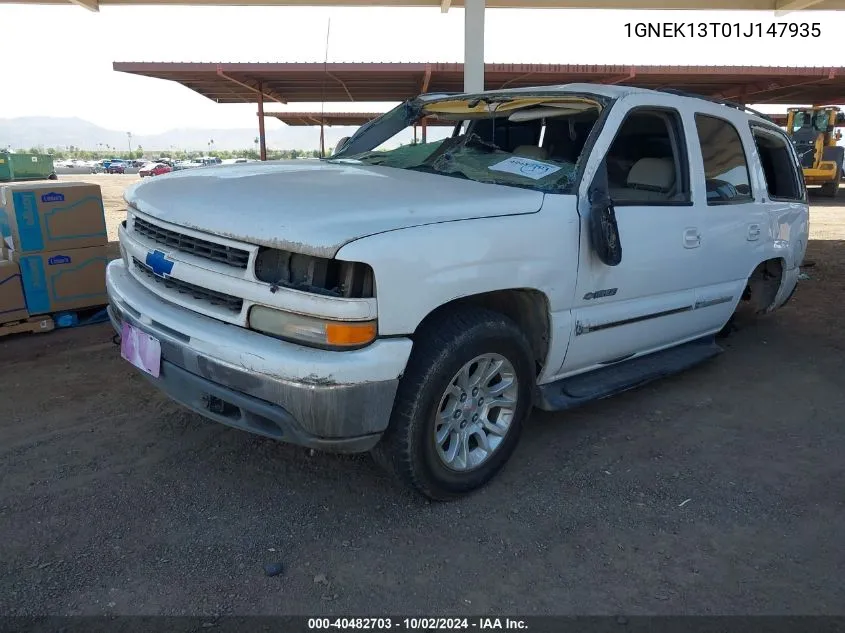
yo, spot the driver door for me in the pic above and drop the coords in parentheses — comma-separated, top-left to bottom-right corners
(558, 99, 712, 375)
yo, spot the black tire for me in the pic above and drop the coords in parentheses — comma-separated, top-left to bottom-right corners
(372, 306, 534, 501)
(820, 146, 844, 196)
(819, 176, 839, 197)
(47, 172, 58, 180)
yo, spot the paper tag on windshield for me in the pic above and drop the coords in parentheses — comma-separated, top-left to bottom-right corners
(489, 157, 562, 181)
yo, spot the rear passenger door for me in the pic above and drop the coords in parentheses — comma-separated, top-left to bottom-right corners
(560, 99, 710, 375)
(686, 111, 771, 329)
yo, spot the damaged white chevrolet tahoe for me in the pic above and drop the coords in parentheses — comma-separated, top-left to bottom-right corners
(108, 84, 808, 500)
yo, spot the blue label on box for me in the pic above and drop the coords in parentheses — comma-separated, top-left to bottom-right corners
(18, 255, 49, 315)
(11, 191, 45, 252)
(48, 255, 71, 265)
(43, 196, 108, 242)
(0, 208, 9, 239)
(41, 192, 65, 203)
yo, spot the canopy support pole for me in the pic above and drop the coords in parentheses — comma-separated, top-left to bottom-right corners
(464, 0, 485, 93)
(257, 82, 267, 161)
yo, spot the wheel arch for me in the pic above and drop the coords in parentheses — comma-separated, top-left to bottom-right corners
(741, 256, 787, 314)
(412, 288, 552, 377)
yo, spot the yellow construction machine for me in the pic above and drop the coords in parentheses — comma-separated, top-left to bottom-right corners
(785, 106, 845, 197)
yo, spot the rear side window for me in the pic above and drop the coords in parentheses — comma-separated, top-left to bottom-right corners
(751, 125, 805, 201)
(694, 114, 753, 204)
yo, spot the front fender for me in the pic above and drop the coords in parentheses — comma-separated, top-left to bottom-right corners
(336, 205, 580, 337)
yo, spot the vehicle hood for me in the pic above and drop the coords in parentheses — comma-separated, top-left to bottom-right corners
(124, 160, 545, 258)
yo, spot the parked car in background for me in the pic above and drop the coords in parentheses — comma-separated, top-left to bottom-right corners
(172, 160, 202, 172)
(139, 162, 172, 178)
(107, 160, 126, 174)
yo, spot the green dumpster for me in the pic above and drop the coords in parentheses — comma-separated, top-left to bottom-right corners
(0, 152, 57, 182)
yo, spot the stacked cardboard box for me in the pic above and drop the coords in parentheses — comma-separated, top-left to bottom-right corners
(0, 182, 109, 323)
(0, 260, 28, 323)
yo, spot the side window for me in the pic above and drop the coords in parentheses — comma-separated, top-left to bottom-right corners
(604, 108, 690, 205)
(750, 125, 805, 201)
(694, 114, 753, 204)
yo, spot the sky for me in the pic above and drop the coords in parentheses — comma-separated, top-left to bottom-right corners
(2, 4, 845, 135)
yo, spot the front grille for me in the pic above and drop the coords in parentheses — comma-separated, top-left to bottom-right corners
(132, 257, 244, 313)
(133, 217, 250, 269)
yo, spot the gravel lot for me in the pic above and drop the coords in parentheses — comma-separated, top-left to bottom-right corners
(1, 174, 843, 616)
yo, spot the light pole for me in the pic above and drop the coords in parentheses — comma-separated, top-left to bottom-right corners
(127, 132, 133, 156)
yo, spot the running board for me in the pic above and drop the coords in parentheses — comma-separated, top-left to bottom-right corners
(535, 336, 723, 412)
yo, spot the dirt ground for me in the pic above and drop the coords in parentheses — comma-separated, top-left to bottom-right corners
(1, 174, 843, 616)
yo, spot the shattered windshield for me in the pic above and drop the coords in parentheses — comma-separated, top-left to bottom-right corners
(329, 94, 607, 195)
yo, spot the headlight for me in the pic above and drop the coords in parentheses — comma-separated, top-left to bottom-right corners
(254, 247, 374, 299)
(248, 306, 377, 349)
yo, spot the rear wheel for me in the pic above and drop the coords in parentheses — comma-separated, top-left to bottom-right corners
(372, 306, 534, 501)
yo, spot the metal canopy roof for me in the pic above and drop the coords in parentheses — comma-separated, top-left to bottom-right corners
(11, 0, 845, 11)
(263, 111, 455, 125)
(264, 111, 384, 126)
(114, 62, 845, 105)
(264, 111, 807, 127)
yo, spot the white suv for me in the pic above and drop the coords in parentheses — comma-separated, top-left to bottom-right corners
(107, 84, 808, 500)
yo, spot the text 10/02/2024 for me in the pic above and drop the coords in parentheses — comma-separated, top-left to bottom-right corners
(625, 22, 821, 38)
(307, 618, 528, 630)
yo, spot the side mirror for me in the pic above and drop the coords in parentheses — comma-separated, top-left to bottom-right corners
(334, 137, 351, 155)
(588, 162, 622, 267)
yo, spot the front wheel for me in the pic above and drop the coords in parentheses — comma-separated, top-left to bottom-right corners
(820, 175, 840, 197)
(372, 306, 534, 501)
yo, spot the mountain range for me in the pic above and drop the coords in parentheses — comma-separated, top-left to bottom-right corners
(0, 116, 357, 152)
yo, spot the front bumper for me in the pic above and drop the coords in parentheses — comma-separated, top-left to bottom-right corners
(107, 260, 413, 453)
(803, 165, 838, 185)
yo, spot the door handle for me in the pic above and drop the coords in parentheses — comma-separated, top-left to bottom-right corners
(684, 228, 701, 249)
(747, 224, 761, 241)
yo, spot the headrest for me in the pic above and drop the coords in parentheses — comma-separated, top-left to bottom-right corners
(513, 145, 549, 160)
(627, 158, 675, 191)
